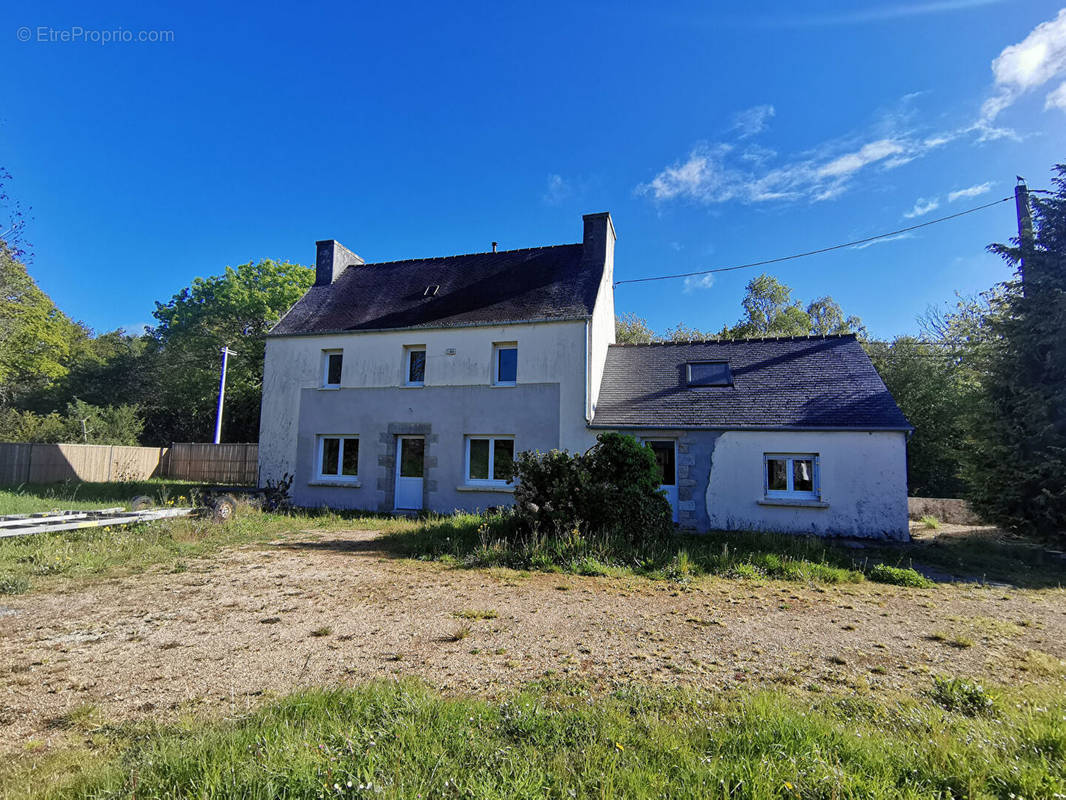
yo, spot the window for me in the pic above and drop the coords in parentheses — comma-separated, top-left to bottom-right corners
(494, 343, 517, 385)
(764, 453, 818, 499)
(405, 346, 426, 386)
(322, 350, 343, 387)
(316, 435, 359, 481)
(687, 361, 732, 387)
(465, 436, 515, 484)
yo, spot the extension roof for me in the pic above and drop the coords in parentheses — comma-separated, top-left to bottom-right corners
(591, 335, 911, 430)
(270, 244, 602, 335)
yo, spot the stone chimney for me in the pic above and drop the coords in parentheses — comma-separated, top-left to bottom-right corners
(315, 240, 365, 286)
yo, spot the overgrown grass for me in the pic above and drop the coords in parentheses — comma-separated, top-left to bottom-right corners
(380, 512, 1066, 588)
(2, 679, 1065, 799)
(0, 505, 384, 593)
(381, 514, 873, 585)
(0, 480, 208, 515)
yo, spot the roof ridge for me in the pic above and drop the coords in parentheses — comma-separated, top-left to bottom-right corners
(609, 333, 858, 348)
(350, 242, 583, 269)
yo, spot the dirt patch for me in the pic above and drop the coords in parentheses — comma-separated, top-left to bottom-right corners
(2, 528, 1064, 752)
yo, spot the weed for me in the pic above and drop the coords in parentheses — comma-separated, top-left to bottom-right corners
(310, 626, 332, 638)
(929, 676, 997, 716)
(0, 574, 29, 595)
(454, 609, 498, 620)
(868, 564, 933, 588)
(920, 515, 941, 530)
(448, 625, 471, 642)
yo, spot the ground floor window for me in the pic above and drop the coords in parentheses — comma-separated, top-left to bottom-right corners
(317, 435, 359, 481)
(764, 453, 818, 499)
(465, 436, 515, 484)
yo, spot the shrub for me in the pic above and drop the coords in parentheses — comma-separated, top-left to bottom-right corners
(511, 433, 672, 545)
(868, 563, 933, 587)
(929, 676, 997, 716)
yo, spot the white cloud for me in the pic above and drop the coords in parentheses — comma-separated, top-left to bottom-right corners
(542, 173, 572, 205)
(637, 131, 948, 206)
(948, 181, 992, 202)
(903, 197, 940, 218)
(1046, 80, 1066, 111)
(980, 9, 1066, 124)
(683, 273, 716, 292)
(119, 322, 151, 336)
(730, 104, 775, 137)
(851, 232, 916, 250)
(759, 0, 1005, 26)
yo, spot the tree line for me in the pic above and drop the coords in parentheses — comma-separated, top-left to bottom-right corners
(1, 165, 1063, 537)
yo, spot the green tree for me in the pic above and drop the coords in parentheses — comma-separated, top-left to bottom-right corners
(0, 400, 142, 445)
(615, 313, 656, 344)
(0, 243, 89, 404)
(963, 167, 1066, 537)
(807, 296, 866, 338)
(865, 337, 967, 496)
(142, 259, 313, 444)
(663, 322, 713, 342)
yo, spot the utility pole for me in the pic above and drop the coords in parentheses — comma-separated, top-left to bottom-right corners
(1015, 177, 1035, 295)
(213, 346, 237, 444)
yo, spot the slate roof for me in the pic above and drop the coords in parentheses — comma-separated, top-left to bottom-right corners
(271, 243, 601, 335)
(592, 335, 911, 430)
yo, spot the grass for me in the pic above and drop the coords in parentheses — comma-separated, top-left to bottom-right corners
(0, 480, 209, 515)
(3, 482, 1062, 593)
(2, 679, 1065, 799)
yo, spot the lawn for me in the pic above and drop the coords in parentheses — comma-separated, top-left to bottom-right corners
(0, 480, 207, 515)
(2, 678, 1063, 799)
(2, 481, 1062, 596)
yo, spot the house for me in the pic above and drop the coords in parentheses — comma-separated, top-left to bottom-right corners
(260, 212, 912, 539)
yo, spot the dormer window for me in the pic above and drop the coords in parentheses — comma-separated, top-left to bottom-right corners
(322, 349, 343, 387)
(687, 361, 731, 387)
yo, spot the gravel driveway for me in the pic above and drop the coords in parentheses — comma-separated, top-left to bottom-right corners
(2, 527, 1064, 751)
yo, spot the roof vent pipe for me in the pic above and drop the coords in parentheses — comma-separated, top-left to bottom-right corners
(491, 241, 498, 253)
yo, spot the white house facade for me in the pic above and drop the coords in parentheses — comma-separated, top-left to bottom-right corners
(259, 212, 912, 539)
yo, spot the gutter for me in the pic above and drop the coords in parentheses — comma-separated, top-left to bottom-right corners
(587, 423, 914, 433)
(267, 315, 593, 339)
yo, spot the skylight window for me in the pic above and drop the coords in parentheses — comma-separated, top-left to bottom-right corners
(687, 361, 732, 387)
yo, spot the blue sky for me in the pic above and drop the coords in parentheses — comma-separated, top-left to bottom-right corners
(3, 0, 1064, 339)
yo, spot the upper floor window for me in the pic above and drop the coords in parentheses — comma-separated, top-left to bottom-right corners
(765, 453, 818, 499)
(405, 346, 426, 386)
(466, 436, 515, 484)
(494, 343, 517, 386)
(317, 435, 359, 481)
(687, 361, 732, 387)
(322, 350, 343, 387)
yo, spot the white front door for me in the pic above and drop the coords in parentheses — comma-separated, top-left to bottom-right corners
(646, 440, 679, 523)
(394, 437, 425, 510)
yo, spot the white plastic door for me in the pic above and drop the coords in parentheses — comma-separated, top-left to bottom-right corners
(394, 437, 424, 510)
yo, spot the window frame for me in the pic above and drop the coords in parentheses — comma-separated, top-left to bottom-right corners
(763, 453, 819, 500)
(404, 346, 426, 387)
(315, 434, 360, 482)
(493, 342, 518, 386)
(321, 349, 343, 388)
(464, 435, 516, 486)
(687, 361, 732, 387)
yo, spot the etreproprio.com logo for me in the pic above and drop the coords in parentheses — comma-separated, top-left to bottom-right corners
(16, 26, 175, 44)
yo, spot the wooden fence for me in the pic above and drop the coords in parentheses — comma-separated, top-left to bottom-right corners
(166, 443, 259, 485)
(0, 442, 258, 485)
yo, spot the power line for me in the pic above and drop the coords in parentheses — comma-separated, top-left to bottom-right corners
(614, 195, 1013, 287)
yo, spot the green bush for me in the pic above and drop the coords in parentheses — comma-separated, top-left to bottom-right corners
(930, 676, 997, 716)
(867, 563, 933, 587)
(511, 433, 672, 545)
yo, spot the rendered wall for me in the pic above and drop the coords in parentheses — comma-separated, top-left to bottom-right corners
(700, 429, 909, 539)
(259, 319, 596, 490)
